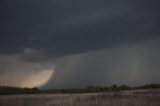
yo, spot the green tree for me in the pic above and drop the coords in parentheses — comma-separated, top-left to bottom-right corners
(110, 84, 119, 92)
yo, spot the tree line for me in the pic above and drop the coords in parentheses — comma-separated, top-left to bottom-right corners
(0, 86, 41, 95)
(0, 84, 160, 95)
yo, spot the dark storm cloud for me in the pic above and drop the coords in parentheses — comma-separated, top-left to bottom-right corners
(0, 0, 160, 88)
(0, 0, 160, 61)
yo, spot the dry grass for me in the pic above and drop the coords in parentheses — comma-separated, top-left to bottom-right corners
(0, 92, 160, 106)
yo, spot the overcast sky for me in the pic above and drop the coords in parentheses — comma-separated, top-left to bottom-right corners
(0, 0, 160, 88)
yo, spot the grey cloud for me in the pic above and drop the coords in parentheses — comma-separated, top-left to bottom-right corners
(0, 0, 160, 61)
(45, 38, 160, 88)
(0, 38, 160, 88)
(0, 0, 160, 88)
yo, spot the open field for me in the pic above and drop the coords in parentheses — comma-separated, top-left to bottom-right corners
(0, 92, 160, 106)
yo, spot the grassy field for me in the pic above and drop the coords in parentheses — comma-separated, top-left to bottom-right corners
(0, 92, 160, 106)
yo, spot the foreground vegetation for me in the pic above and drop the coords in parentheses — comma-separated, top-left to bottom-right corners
(0, 92, 160, 106)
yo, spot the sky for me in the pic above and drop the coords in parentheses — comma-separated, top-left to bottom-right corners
(0, 0, 160, 89)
